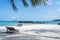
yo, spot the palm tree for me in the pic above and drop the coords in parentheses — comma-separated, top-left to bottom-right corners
(11, 0, 48, 11)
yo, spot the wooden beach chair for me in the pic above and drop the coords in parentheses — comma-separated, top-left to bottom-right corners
(6, 27, 18, 33)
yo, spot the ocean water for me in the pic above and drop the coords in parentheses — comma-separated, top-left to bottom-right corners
(0, 21, 60, 26)
(0, 21, 19, 26)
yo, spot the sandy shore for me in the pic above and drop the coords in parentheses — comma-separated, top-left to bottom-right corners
(0, 24, 60, 40)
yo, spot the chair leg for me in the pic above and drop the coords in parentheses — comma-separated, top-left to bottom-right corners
(7, 29, 8, 32)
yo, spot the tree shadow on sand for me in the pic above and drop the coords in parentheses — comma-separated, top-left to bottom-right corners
(24, 29, 60, 39)
(25, 29, 60, 34)
(41, 36, 60, 39)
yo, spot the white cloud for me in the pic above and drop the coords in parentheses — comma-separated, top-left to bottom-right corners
(46, 2, 52, 5)
(45, 15, 58, 20)
(12, 16, 16, 19)
(46, 0, 52, 5)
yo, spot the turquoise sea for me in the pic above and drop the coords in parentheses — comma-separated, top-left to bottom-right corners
(0, 21, 60, 26)
(0, 21, 19, 26)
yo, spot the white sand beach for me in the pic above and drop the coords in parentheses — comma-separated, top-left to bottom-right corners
(0, 24, 60, 40)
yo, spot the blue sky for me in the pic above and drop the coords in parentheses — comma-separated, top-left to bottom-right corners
(0, 0, 60, 21)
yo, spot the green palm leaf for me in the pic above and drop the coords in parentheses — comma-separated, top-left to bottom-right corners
(22, 0, 29, 7)
(11, 0, 17, 11)
(11, 0, 48, 11)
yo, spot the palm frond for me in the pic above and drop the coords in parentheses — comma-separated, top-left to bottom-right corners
(39, 0, 48, 5)
(30, 0, 47, 7)
(30, 0, 38, 7)
(11, 0, 17, 11)
(10, 0, 48, 11)
(22, 0, 29, 7)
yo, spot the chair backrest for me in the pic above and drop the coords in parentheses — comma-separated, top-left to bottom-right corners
(6, 27, 15, 30)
